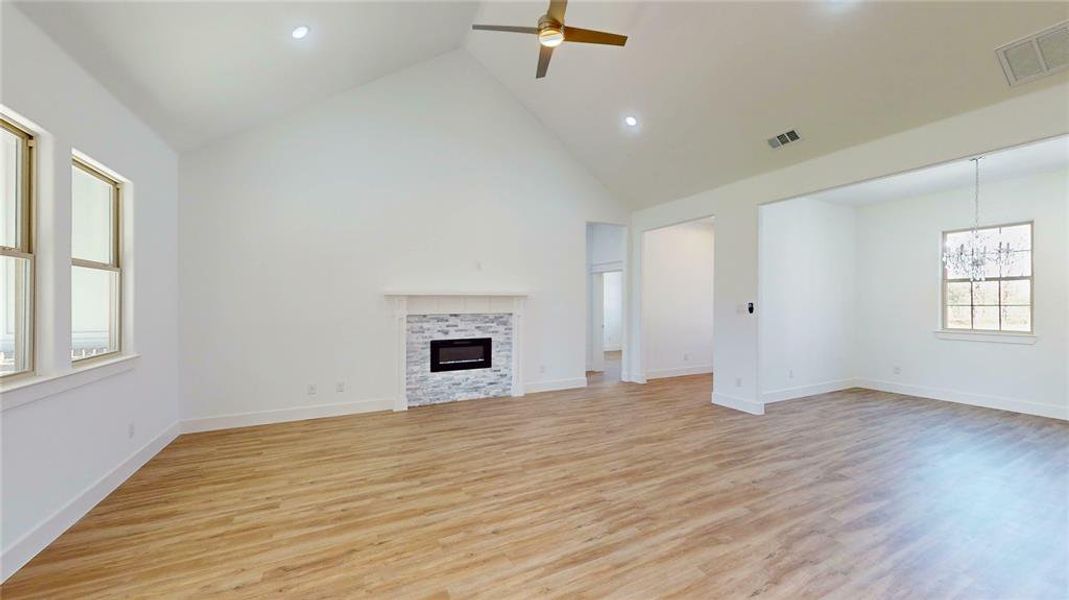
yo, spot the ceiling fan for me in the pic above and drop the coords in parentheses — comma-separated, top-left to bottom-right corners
(472, 0, 628, 79)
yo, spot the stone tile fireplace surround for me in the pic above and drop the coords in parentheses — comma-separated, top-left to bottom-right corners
(386, 293, 527, 411)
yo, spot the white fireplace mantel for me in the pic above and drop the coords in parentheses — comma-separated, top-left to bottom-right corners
(385, 292, 528, 411)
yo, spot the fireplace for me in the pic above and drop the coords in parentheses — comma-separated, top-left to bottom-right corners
(430, 337, 492, 372)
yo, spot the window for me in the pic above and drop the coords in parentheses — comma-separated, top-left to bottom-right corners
(943, 222, 1032, 333)
(1, 118, 33, 377)
(71, 158, 121, 361)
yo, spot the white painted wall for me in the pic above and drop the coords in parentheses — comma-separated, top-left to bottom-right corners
(588, 223, 626, 270)
(854, 168, 1068, 419)
(602, 271, 622, 351)
(179, 50, 628, 424)
(759, 198, 856, 402)
(642, 221, 715, 379)
(752, 165, 1067, 419)
(0, 5, 180, 579)
(627, 83, 1069, 415)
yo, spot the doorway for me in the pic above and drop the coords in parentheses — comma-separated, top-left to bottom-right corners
(586, 222, 626, 385)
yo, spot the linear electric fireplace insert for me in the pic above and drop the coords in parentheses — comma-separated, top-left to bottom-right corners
(430, 337, 492, 372)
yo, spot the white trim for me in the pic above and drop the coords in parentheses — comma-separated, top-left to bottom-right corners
(712, 392, 764, 415)
(1, 353, 140, 411)
(857, 379, 1067, 421)
(762, 379, 859, 404)
(1, 421, 179, 582)
(933, 330, 1038, 344)
(590, 260, 623, 274)
(646, 364, 713, 380)
(383, 290, 528, 297)
(524, 377, 588, 394)
(180, 398, 393, 433)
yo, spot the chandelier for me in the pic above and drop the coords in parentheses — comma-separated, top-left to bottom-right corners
(941, 157, 1014, 282)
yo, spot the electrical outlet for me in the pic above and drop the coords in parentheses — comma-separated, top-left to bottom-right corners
(735, 377, 742, 388)
(336, 382, 345, 393)
(683, 353, 690, 361)
(127, 422, 135, 439)
(539, 365, 546, 374)
(307, 384, 318, 396)
(893, 366, 902, 376)
(788, 369, 794, 379)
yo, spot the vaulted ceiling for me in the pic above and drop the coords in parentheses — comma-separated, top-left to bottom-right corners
(14, 1, 480, 151)
(15, 1, 1069, 209)
(466, 2, 1069, 208)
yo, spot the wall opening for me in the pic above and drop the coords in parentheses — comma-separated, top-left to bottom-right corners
(640, 217, 715, 391)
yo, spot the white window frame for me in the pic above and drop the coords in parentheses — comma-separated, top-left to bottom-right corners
(941, 221, 1034, 334)
(1, 117, 35, 379)
(71, 157, 122, 364)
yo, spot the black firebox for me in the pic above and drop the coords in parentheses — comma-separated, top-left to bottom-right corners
(430, 338, 492, 372)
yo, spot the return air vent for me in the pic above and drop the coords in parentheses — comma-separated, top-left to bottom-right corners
(996, 21, 1069, 86)
(767, 129, 800, 149)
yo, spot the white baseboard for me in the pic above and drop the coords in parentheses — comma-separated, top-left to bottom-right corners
(181, 398, 393, 433)
(646, 364, 713, 380)
(1, 421, 180, 582)
(712, 392, 765, 415)
(856, 378, 1067, 421)
(524, 377, 588, 394)
(762, 379, 859, 404)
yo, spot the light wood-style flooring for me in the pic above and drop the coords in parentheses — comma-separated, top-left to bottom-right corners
(3, 376, 1067, 598)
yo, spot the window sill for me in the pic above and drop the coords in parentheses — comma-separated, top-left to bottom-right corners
(933, 330, 1037, 345)
(1, 353, 141, 412)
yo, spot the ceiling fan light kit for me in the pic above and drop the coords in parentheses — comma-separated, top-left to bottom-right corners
(537, 15, 565, 48)
(471, 0, 628, 78)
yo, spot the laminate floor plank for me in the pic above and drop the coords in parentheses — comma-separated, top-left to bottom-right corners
(3, 376, 1066, 599)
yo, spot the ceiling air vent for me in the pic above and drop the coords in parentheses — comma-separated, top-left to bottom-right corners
(996, 20, 1069, 86)
(768, 129, 800, 149)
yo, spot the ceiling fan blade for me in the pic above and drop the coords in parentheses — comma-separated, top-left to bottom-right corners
(547, 0, 567, 23)
(472, 24, 539, 35)
(536, 45, 554, 79)
(563, 26, 628, 46)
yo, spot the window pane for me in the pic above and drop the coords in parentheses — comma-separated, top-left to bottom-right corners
(1001, 251, 1031, 277)
(946, 281, 971, 305)
(1, 127, 23, 249)
(1, 255, 31, 375)
(946, 305, 971, 329)
(972, 281, 998, 305)
(975, 227, 1000, 253)
(72, 266, 119, 359)
(72, 165, 114, 263)
(944, 230, 972, 251)
(1001, 306, 1031, 332)
(943, 231, 973, 279)
(1000, 279, 1031, 305)
(973, 306, 999, 330)
(999, 224, 1031, 252)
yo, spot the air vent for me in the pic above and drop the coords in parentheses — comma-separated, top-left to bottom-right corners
(996, 21, 1069, 86)
(768, 129, 801, 149)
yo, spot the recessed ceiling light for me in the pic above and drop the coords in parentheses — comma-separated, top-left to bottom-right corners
(291, 26, 310, 40)
(624, 115, 638, 127)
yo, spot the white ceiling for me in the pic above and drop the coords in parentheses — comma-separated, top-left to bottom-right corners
(15, 1, 1069, 209)
(465, 1, 1069, 208)
(809, 134, 1069, 207)
(15, 1, 479, 151)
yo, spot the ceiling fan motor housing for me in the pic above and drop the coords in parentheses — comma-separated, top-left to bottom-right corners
(538, 14, 562, 32)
